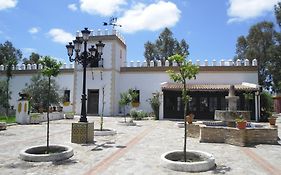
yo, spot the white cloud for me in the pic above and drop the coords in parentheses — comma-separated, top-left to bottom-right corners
(22, 48, 36, 57)
(0, 0, 17, 10)
(47, 28, 75, 45)
(118, 1, 181, 33)
(80, 0, 126, 16)
(227, 0, 278, 23)
(29, 27, 39, 34)
(68, 3, 77, 11)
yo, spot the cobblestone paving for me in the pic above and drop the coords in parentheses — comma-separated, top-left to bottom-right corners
(0, 116, 280, 175)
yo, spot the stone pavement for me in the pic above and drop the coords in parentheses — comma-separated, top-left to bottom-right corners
(0, 116, 280, 175)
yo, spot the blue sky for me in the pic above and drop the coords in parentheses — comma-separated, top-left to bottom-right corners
(0, 0, 279, 63)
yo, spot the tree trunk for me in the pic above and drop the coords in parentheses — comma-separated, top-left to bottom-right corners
(5, 77, 10, 117)
(46, 76, 51, 154)
(183, 80, 187, 162)
(124, 106, 127, 123)
(100, 87, 105, 131)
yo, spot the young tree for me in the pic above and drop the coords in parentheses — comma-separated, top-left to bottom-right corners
(39, 56, 62, 153)
(147, 92, 161, 120)
(167, 54, 199, 162)
(118, 88, 138, 122)
(0, 41, 22, 116)
(119, 91, 131, 122)
(22, 74, 61, 112)
(100, 86, 105, 131)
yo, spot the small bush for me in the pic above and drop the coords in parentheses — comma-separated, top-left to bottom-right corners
(130, 108, 138, 119)
(130, 109, 147, 120)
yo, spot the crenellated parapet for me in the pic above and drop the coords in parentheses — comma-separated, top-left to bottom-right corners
(87, 29, 125, 45)
(122, 59, 258, 67)
(0, 63, 74, 71)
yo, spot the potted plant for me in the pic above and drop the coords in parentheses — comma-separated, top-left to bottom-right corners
(129, 89, 139, 107)
(236, 115, 247, 129)
(268, 112, 277, 125)
(186, 113, 194, 124)
(147, 92, 161, 120)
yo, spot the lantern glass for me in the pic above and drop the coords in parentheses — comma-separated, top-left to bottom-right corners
(96, 41, 105, 54)
(81, 28, 91, 41)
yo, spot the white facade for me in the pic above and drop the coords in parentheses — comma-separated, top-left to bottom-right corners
(0, 30, 259, 119)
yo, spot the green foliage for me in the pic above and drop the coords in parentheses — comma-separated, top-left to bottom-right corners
(23, 52, 41, 65)
(0, 81, 10, 109)
(129, 108, 138, 119)
(235, 115, 246, 123)
(39, 56, 62, 78)
(22, 74, 61, 112)
(0, 41, 22, 115)
(130, 108, 147, 120)
(128, 88, 138, 103)
(260, 91, 273, 121)
(144, 28, 189, 62)
(119, 91, 131, 107)
(147, 92, 161, 120)
(260, 92, 273, 112)
(119, 88, 139, 122)
(0, 41, 22, 65)
(234, 4, 281, 92)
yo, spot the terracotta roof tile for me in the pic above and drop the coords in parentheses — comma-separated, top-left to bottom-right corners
(161, 82, 258, 92)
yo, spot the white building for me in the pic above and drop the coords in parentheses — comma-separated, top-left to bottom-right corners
(0, 30, 260, 120)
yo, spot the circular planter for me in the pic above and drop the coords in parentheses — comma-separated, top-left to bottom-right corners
(20, 145, 74, 162)
(0, 122, 7, 130)
(176, 122, 185, 128)
(118, 121, 136, 126)
(94, 129, 117, 136)
(161, 150, 215, 172)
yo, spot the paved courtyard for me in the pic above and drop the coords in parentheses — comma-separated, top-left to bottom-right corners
(0, 116, 281, 175)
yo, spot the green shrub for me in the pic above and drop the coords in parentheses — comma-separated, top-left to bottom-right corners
(137, 110, 147, 120)
(130, 108, 138, 119)
(130, 109, 147, 120)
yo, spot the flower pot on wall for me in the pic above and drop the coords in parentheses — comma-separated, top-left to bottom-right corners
(131, 102, 140, 107)
(236, 121, 247, 129)
(268, 117, 277, 125)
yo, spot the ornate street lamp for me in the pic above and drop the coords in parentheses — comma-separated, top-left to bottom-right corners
(66, 27, 105, 122)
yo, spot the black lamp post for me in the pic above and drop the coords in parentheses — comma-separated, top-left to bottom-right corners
(66, 27, 105, 122)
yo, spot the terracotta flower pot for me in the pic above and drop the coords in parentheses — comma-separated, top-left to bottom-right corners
(236, 121, 247, 129)
(268, 117, 277, 125)
(131, 102, 140, 107)
(186, 115, 193, 124)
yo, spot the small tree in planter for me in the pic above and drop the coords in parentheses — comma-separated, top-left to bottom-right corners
(119, 89, 138, 123)
(147, 92, 161, 120)
(100, 86, 105, 131)
(167, 54, 199, 162)
(119, 91, 131, 123)
(40, 56, 62, 153)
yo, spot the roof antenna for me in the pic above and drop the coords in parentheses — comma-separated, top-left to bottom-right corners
(103, 16, 122, 29)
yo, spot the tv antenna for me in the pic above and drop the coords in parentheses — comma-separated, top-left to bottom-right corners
(103, 17, 122, 29)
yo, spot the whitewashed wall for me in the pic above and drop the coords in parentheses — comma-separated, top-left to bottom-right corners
(118, 71, 258, 115)
(0, 72, 74, 110)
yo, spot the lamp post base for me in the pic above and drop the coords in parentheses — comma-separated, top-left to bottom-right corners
(71, 122, 94, 144)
